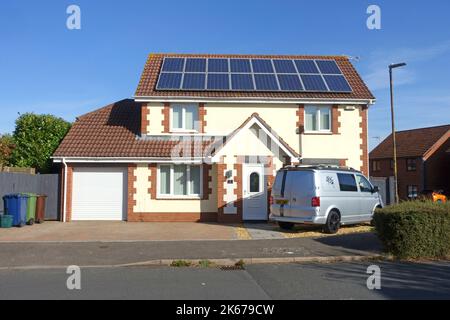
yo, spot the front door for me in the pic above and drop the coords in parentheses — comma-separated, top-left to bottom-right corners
(243, 164, 267, 220)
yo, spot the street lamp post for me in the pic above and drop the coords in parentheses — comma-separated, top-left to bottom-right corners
(389, 62, 407, 204)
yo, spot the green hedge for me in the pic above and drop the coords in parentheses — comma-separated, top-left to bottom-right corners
(373, 201, 450, 259)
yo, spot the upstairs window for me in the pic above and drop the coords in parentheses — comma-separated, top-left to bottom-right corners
(406, 158, 417, 171)
(372, 160, 381, 172)
(305, 106, 331, 132)
(171, 104, 199, 132)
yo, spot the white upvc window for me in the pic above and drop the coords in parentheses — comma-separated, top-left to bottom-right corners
(304, 105, 331, 132)
(171, 104, 199, 132)
(158, 164, 202, 198)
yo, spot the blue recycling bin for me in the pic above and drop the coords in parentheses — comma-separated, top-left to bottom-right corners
(3, 194, 29, 227)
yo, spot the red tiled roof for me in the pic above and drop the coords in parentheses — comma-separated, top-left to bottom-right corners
(370, 125, 450, 159)
(53, 99, 216, 158)
(135, 53, 375, 101)
(53, 99, 302, 159)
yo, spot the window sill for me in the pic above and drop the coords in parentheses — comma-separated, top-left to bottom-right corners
(303, 131, 334, 135)
(156, 196, 203, 201)
(170, 129, 199, 134)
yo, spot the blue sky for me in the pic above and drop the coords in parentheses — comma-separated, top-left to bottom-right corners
(1, 0, 449, 150)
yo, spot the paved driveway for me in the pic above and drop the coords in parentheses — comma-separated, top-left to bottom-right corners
(0, 221, 374, 242)
(0, 222, 238, 242)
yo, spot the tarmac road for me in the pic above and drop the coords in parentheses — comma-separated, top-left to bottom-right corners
(1, 261, 449, 300)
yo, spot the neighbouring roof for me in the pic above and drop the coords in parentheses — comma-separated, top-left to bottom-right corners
(370, 125, 450, 159)
(53, 99, 299, 160)
(135, 53, 375, 101)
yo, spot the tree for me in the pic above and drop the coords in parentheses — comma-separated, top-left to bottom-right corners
(10, 113, 71, 173)
(0, 134, 15, 167)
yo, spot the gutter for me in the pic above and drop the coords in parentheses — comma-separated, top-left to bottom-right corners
(52, 157, 207, 164)
(134, 96, 376, 106)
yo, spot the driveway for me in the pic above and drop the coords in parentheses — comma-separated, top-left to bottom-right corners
(0, 221, 374, 242)
(0, 221, 238, 242)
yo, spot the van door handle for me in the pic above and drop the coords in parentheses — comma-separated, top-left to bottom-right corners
(292, 197, 297, 202)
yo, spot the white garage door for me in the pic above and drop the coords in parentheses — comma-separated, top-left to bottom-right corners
(72, 167, 127, 221)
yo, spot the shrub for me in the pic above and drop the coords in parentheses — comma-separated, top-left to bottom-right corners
(373, 201, 450, 259)
(10, 113, 71, 173)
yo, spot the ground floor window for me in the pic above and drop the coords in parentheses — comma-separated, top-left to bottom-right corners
(158, 164, 202, 198)
(407, 185, 418, 199)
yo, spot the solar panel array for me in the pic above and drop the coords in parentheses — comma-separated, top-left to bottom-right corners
(156, 57, 352, 93)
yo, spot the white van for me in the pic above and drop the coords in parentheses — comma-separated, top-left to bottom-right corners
(270, 165, 383, 234)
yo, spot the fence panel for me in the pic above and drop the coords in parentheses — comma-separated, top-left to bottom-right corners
(0, 173, 60, 220)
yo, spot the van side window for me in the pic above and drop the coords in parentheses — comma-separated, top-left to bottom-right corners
(337, 173, 358, 192)
(356, 175, 372, 193)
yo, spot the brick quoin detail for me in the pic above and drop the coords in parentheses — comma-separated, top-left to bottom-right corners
(127, 164, 137, 219)
(140, 104, 150, 135)
(332, 105, 341, 134)
(296, 104, 305, 134)
(233, 161, 243, 222)
(148, 164, 157, 199)
(162, 103, 170, 133)
(359, 106, 369, 176)
(199, 103, 207, 133)
(202, 164, 212, 200)
(264, 156, 275, 217)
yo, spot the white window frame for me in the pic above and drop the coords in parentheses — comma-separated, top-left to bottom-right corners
(170, 104, 199, 133)
(304, 105, 332, 133)
(157, 164, 203, 199)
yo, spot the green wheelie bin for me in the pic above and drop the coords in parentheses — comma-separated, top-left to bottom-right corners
(22, 193, 38, 225)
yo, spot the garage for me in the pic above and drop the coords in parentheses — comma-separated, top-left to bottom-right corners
(71, 167, 127, 221)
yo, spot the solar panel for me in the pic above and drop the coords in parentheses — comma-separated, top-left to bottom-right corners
(277, 74, 303, 91)
(208, 59, 229, 72)
(231, 74, 254, 90)
(162, 58, 185, 72)
(251, 59, 274, 73)
(185, 58, 207, 72)
(295, 60, 319, 74)
(156, 57, 352, 93)
(300, 75, 328, 91)
(323, 75, 351, 92)
(230, 59, 252, 73)
(273, 60, 297, 73)
(316, 60, 342, 74)
(207, 74, 230, 90)
(182, 73, 205, 90)
(254, 74, 279, 90)
(157, 73, 182, 89)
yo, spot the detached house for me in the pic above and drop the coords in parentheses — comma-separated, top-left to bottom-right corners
(53, 53, 375, 222)
(370, 125, 450, 201)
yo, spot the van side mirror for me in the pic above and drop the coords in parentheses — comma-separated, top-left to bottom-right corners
(372, 186, 379, 193)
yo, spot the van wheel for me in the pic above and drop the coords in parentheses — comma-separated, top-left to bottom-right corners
(324, 211, 340, 234)
(278, 222, 295, 230)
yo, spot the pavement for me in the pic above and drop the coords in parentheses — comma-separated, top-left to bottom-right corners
(1, 261, 449, 300)
(0, 221, 374, 242)
(0, 232, 382, 269)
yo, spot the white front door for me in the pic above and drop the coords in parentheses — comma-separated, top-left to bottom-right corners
(72, 167, 127, 221)
(243, 164, 267, 220)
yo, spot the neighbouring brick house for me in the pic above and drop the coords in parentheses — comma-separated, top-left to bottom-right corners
(370, 125, 450, 200)
(53, 53, 375, 222)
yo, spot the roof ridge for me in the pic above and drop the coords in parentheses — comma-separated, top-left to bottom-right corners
(148, 52, 350, 60)
(394, 124, 450, 134)
(76, 99, 135, 121)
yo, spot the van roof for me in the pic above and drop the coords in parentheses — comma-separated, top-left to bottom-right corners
(281, 164, 361, 173)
